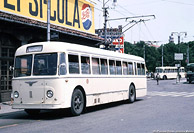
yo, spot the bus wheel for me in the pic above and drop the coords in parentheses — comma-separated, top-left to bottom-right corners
(71, 89, 84, 116)
(128, 85, 136, 103)
(163, 75, 167, 80)
(25, 109, 40, 116)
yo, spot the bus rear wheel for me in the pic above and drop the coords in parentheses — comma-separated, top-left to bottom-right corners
(71, 89, 84, 116)
(128, 85, 136, 103)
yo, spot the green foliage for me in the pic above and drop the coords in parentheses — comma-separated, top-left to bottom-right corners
(124, 41, 194, 72)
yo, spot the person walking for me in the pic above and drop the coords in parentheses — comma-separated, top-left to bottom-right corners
(156, 72, 160, 85)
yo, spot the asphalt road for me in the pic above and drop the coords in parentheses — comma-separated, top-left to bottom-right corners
(0, 78, 194, 133)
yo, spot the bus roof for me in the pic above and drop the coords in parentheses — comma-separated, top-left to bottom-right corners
(156, 66, 184, 69)
(15, 41, 145, 62)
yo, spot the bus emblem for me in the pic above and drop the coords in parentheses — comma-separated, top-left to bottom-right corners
(25, 81, 37, 86)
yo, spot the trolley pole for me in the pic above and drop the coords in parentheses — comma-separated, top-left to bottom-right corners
(47, 0, 51, 42)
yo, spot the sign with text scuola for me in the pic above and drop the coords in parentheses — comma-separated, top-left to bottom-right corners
(0, 0, 95, 34)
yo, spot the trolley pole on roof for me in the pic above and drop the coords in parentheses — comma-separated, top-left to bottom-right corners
(47, 0, 51, 42)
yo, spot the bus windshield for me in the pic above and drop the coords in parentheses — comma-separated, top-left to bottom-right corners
(14, 55, 32, 77)
(14, 53, 58, 77)
(33, 53, 57, 75)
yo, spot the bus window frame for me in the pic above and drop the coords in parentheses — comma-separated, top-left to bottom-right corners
(68, 53, 80, 74)
(81, 55, 91, 75)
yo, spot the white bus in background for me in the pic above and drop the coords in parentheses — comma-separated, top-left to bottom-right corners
(154, 66, 185, 80)
(12, 42, 147, 116)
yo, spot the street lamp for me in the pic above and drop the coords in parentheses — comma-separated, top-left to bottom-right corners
(47, 0, 51, 42)
(171, 32, 187, 52)
(171, 32, 187, 83)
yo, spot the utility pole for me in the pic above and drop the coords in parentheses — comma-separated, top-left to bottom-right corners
(187, 43, 189, 64)
(47, 0, 51, 42)
(171, 32, 187, 83)
(162, 44, 163, 67)
(144, 44, 145, 60)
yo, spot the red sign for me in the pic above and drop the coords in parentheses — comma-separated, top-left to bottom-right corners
(113, 37, 124, 53)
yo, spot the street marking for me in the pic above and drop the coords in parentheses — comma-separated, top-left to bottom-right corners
(148, 91, 194, 98)
(0, 124, 18, 129)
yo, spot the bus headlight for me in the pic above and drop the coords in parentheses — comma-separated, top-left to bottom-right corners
(14, 91, 19, 98)
(47, 90, 53, 98)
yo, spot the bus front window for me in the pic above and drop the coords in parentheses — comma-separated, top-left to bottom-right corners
(14, 55, 32, 77)
(33, 53, 57, 75)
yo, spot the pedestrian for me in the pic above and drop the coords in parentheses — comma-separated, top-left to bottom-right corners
(156, 72, 160, 85)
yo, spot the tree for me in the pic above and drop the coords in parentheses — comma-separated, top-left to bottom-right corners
(124, 41, 194, 72)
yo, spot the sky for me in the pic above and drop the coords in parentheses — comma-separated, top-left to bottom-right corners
(92, 0, 194, 45)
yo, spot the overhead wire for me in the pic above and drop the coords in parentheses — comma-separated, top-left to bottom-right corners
(161, 0, 194, 6)
(143, 21, 156, 41)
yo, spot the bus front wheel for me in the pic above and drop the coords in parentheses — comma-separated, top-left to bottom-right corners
(128, 85, 136, 103)
(71, 89, 84, 116)
(163, 75, 167, 80)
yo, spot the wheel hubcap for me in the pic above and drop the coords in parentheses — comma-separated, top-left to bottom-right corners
(74, 95, 82, 111)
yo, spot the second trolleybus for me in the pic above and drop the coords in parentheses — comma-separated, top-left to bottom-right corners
(12, 42, 147, 116)
(154, 66, 185, 80)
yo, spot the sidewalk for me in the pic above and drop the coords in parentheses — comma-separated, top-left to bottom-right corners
(0, 101, 22, 114)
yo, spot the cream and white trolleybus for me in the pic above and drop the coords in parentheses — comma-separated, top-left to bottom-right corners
(12, 42, 147, 116)
(154, 66, 185, 80)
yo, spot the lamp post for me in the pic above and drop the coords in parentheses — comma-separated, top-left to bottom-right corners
(47, 0, 51, 42)
(171, 32, 187, 83)
(171, 32, 187, 52)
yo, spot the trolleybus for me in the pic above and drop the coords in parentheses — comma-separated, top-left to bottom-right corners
(12, 42, 147, 116)
(154, 66, 185, 80)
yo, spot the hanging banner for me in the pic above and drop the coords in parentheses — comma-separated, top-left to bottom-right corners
(0, 0, 95, 34)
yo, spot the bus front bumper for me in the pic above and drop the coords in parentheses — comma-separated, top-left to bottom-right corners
(12, 103, 67, 110)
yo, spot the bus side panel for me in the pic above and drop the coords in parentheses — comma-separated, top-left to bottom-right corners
(132, 76, 147, 98)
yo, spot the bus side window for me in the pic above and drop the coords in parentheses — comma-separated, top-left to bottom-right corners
(92, 57, 100, 75)
(141, 63, 145, 75)
(134, 62, 137, 75)
(101, 58, 108, 75)
(128, 62, 133, 75)
(109, 60, 116, 75)
(68, 54, 79, 74)
(81, 56, 90, 74)
(116, 61, 122, 75)
(59, 53, 67, 75)
(123, 61, 128, 75)
(137, 63, 141, 75)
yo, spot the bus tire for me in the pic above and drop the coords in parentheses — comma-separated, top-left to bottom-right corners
(128, 84, 136, 103)
(71, 89, 84, 116)
(25, 109, 40, 116)
(163, 75, 167, 80)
